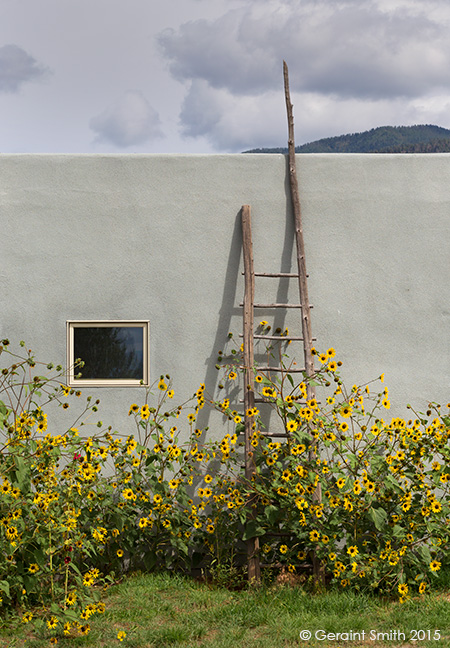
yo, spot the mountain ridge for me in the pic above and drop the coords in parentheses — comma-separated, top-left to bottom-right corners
(244, 124, 450, 154)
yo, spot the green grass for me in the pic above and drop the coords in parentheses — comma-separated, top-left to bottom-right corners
(0, 572, 449, 647)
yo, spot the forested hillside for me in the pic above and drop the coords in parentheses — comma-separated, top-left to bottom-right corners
(245, 125, 450, 153)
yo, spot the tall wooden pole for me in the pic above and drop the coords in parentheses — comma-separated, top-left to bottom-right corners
(283, 61, 315, 401)
(283, 61, 324, 584)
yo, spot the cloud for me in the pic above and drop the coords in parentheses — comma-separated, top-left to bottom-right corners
(160, 2, 450, 99)
(158, 0, 450, 150)
(90, 91, 163, 148)
(180, 80, 428, 152)
(0, 44, 49, 93)
(180, 80, 286, 151)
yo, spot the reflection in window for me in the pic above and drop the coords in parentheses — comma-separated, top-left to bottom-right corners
(67, 321, 149, 386)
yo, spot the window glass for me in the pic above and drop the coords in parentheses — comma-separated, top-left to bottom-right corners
(67, 321, 149, 386)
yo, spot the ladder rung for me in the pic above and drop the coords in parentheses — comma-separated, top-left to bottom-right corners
(240, 303, 313, 309)
(241, 272, 309, 278)
(240, 334, 317, 341)
(239, 334, 303, 340)
(259, 563, 310, 570)
(240, 398, 309, 403)
(259, 432, 291, 438)
(252, 366, 305, 373)
(238, 365, 304, 373)
(240, 399, 317, 405)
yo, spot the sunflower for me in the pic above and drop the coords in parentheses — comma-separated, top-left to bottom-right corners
(47, 617, 59, 630)
(122, 488, 135, 500)
(340, 405, 353, 418)
(64, 591, 77, 607)
(430, 560, 441, 572)
(140, 405, 150, 420)
(347, 545, 358, 557)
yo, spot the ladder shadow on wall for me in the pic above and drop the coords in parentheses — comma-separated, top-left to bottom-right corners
(196, 181, 301, 443)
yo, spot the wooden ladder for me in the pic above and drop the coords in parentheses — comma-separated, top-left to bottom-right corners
(241, 203, 316, 583)
(241, 61, 318, 584)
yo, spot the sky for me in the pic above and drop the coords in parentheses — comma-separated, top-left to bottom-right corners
(2, 0, 450, 154)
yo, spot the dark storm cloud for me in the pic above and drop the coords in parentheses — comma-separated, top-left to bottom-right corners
(89, 91, 163, 148)
(0, 44, 49, 93)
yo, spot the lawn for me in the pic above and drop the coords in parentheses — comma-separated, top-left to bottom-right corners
(1, 571, 449, 648)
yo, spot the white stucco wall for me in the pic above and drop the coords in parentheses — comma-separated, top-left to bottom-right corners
(0, 154, 448, 437)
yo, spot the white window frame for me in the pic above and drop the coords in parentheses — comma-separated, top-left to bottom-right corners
(66, 320, 150, 387)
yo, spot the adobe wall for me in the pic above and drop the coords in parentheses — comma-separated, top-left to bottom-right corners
(1, 154, 448, 436)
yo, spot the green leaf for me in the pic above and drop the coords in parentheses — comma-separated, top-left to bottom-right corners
(64, 610, 80, 622)
(392, 525, 404, 538)
(368, 507, 387, 531)
(0, 581, 10, 597)
(286, 374, 294, 388)
(69, 562, 82, 576)
(238, 510, 247, 525)
(242, 520, 265, 541)
(14, 455, 29, 492)
(418, 544, 432, 564)
(264, 505, 279, 525)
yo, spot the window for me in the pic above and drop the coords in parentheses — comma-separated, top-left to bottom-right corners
(67, 321, 149, 387)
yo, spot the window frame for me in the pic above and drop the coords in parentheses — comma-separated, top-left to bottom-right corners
(66, 320, 150, 387)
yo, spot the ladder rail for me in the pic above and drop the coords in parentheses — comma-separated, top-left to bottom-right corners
(241, 205, 261, 585)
